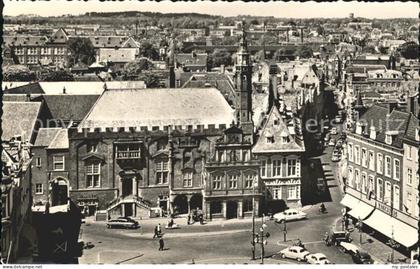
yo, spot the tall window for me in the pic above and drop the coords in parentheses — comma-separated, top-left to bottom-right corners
(228, 174, 238, 189)
(361, 173, 367, 194)
(393, 159, 400, 180)
(407, 146, 412, 160)
(384, 181, 391, 206)
(245, 174, 254, 189)
(212, 175, 222, 190)
(348, 144, 353, 162)
(273, 188, 282, 200)
(35, 157, 42, 167)
(287, 186, 299, 199)
(53, 155, 65, 171)
(156, 159, 169, 184)
(354, 146, 360, 164)
(377, 153, 383, 174)
(368, 151, 375, 171)
(273, 159, 282, 177)
(183, 172, 193, 187)
(260, 160, 267, 177)
(385, 156, 391, 177)
(35, 183, 43, 194)
(287, 159, 297, 176)
(355, 169, 360, 191)
(368, 175, 374, 195)
(361, 148, 367, 167)
(376, 178, 383, 201)
(407, 168, 413, 186)
(393, 185, 400, 210)
(86, 161, 101, 188)
(348, 167, 354, 188)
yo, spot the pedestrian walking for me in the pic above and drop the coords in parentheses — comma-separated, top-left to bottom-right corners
(159, 237, 165, 251)
(187, 214, 191, 225)
(157, 223, 162, 237)
(153, 225, 158, 239)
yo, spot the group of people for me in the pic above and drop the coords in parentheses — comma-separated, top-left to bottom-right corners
(187, 208, 204, 225)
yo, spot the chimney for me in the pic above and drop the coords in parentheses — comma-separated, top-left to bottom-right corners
(26, 93, 31, 102)
(220, 64, 225, 74)
(63, 86, 66, 94)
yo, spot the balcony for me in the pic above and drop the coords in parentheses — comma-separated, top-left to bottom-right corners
(116, 150, 141, 160)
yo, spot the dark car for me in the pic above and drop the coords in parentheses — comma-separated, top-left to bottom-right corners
(351, 250, 374, 264)
(326, 231, 351, 246)
(107, 217, 140, 229)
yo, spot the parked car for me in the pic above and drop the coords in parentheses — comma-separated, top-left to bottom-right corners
(306, 253, 331, 264)
(335, 140, 343, 148)
(351, 250, 374, 264)
(331, 127, 338, 135)
(279, 246, 310, 262)
(274, 209, 307, 223)
(329, 139, 336, 147)
(339, 242, 360, 254)
(324, 133, 331, 142)
(326, 231, 351, 246)
(334, 116, 343, 123)
(107, 217, 140, 229)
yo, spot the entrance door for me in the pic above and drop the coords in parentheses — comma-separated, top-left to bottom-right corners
(124, 203, 133, 217)
(226, 201, 238, 219)
(122, 178, 133, 197)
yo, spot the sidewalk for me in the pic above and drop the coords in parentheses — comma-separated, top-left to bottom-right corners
(334, 218, 408, 264)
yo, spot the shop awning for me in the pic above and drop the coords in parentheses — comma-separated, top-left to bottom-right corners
(347, 200, 375, 220)
(364, 209, 418, 248)
(340, 194, 360, 209)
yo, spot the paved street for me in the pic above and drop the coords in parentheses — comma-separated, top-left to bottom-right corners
(79, 141, 354, 264)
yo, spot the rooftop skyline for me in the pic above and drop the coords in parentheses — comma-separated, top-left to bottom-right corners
(4, 1, 419, 19)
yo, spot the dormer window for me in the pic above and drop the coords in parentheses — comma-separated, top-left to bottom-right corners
(369, 126, 377, 140)
(385, 134, 392, 145)
(282, 136, 289, 143)
(356, 122, 363, 135)
(266, 136, 274, 143)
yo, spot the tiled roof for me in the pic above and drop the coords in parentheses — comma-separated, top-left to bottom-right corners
(176, 53, 208, 67)
(3, 35, 48, 47)
(34, 128, 61, 147)
(181, 72, 236, 100)
(253, 106, 305, 154)
(357, 104, 418, 148)
(97, 48, 138, 63)
(3, 82, 45, 94)
(2, 101, 42, 142)
(48, 129, 69, 149)
(84, 36, 129, 48)
(79, 88, 235, 129)
(39, 94, 100, 122)
(3, 81, 145, 95)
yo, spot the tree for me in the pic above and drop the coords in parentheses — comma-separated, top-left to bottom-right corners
(3, 65, 37, 81)
(139, 41, 159, 60)
(296, 46, 313, 59)
(121, 59, 151, 80)
(398, 42, 418, 59)
(138, 73, 160, 88)
(40, 70, 74, 81)
(210, 49, 232, 68)
(68, 37, 96, 67)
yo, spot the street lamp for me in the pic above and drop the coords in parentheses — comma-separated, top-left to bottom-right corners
(251, 180, 257, 260)
(255, 215, 269, 264)
(283, 220, 287, 242)
(386, 225, 400, 264)
(357, 216, 363, 244)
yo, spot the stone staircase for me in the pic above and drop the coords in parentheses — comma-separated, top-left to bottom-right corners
(107, 195, 153, 219)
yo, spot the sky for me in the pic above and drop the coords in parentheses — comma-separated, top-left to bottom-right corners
(3, 1, 419, 19)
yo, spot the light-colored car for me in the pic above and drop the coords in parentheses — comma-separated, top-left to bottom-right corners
(331, 127, 338, 135)
(279, 246, 310, 262)
(107, 217, 140, 229)
(328, 139, 336, 147)
(339, 242, 359, 254)
(306, 253, 331, 264)
(274, 209, 307, 223)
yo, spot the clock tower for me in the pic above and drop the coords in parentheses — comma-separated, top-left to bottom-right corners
(235, 26, 253, 141)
